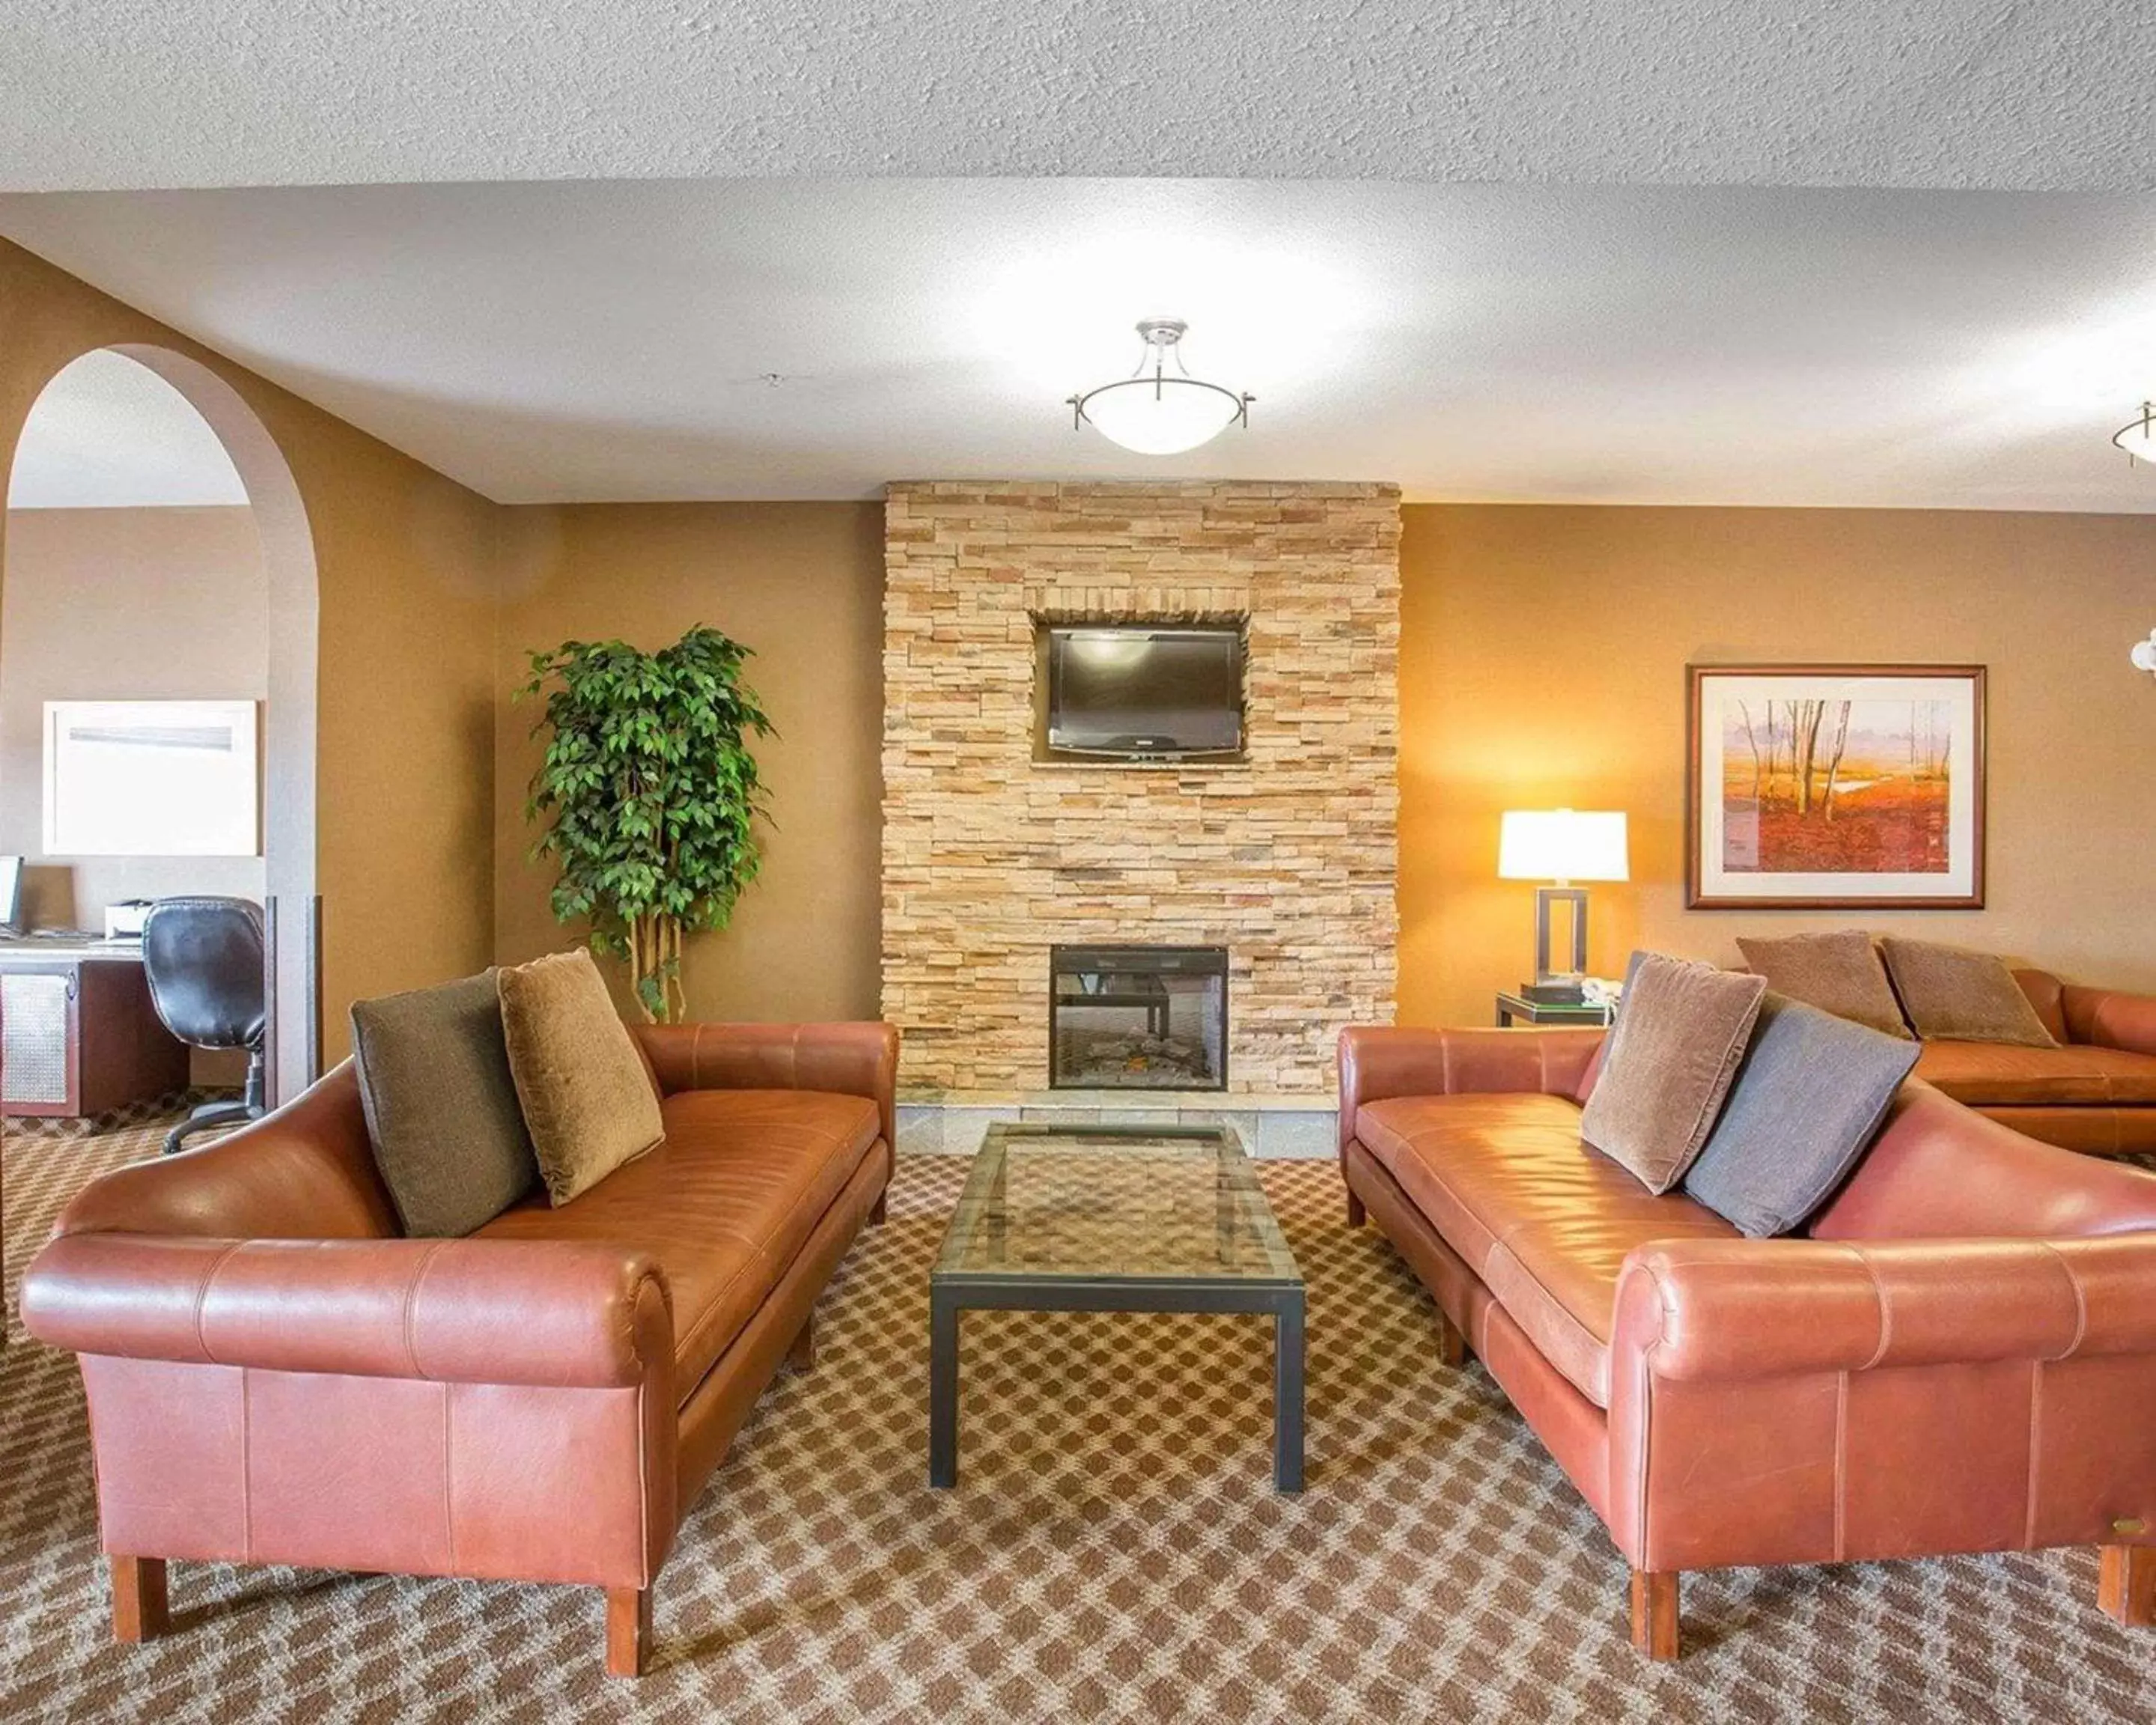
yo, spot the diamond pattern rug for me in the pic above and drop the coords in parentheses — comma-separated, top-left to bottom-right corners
(4, 1117, 2153, 1723)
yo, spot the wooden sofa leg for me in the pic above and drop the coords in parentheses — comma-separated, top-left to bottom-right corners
(2100, 1546, 2156, 1626)
(787, 1312, 815, 1372)
(1345, 1190, 1366, 1229)
(111, 1556, 168, 1643)
(1630, 1569, 1681, 1660)
(606, 1586, 652, 1679)
(870, 1189, 888, 1226)
(1435, 1308, 1468, 1369)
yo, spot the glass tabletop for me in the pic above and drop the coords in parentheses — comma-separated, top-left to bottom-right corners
(933, 1122, 1302, 1288)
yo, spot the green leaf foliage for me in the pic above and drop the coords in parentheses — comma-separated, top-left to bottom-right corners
(518, 626, 774, 1019)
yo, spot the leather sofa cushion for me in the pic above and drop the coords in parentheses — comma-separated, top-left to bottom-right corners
(1965, 1107, 2156, 1158)
(1356, 1092, 1736, 1407)
(474, 1087, 881, 1399)
(1913, 1041, 2156, 1107)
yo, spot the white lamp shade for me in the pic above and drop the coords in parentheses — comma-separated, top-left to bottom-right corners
(2133, 633, 2156, 674)
(1499, 809, 1630, 883)
(1079, 378, 1246, 455)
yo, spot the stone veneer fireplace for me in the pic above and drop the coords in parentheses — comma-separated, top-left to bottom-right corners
(881, 481, 1400, 1095)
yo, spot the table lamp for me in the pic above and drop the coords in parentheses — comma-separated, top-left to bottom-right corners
(1498, 809, 1629, 1003)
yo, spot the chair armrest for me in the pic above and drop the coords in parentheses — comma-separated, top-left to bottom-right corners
(20, 1234, 673, 1390)
(1337, 1026, 1604, 1155)
(636, 1021, 900, 1145)
(1612, 1234, 2156, 1384)
(2060, 983, 2156, 1059)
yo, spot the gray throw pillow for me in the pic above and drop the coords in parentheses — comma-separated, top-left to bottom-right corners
(1683, 994, 1920, 1237)
(1580, 952, 1768, 1194)
(350, 971, 540, 1236)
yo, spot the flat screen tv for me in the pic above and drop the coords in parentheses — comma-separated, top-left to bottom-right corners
(1044, 625, 1243, 758)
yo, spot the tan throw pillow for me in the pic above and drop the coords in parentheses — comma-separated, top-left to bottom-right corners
(1580, 952, 1768, 1194)
(496, 949, 666, 1205)
(1878, 937, 2058, 1047)
(1736, 930, 1912, 1039)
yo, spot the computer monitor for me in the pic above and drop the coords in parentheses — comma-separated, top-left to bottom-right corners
(0, 855, 22, 935)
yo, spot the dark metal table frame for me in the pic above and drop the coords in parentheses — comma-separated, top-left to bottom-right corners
(1494, 991, 1615, 1029)
(928, 1271, 1306, 1494)
(926, 1123, 1306, 1494)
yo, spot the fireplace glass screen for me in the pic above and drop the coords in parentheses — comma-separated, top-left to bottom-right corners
(1049, 945, 1228, 1090)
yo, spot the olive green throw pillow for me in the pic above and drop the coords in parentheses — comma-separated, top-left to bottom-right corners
(1580, 952, 1768, 1194)
(496, 949, 665, 1207)
(350, 971, 540, 1237)
(1736, 930, 1913, 1039)
(1878, 937, 2058, 1047)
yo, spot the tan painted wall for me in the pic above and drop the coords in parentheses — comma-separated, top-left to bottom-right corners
(0, 506, 268, 928)
(493, 502, 884, 1023)
(0, 240, 501, 1068)
(1399, 504, 2156, 1027)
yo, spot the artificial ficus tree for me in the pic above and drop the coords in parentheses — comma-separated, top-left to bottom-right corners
(520, 626, 773, 1022)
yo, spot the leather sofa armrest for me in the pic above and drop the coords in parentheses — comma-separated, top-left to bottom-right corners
(1337, 1026, 1605, 1155)
(51, 1061, 403, 1242)
(2059, 983, 2156, 1058)
(1612, 1234, 2156, 1384)
(20, 1234, 674, 1390)
(635, 1021, 900, 1146)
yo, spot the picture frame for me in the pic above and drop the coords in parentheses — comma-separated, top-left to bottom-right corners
(1685, 663, 1985, 910)
(43, 699, 262, 858)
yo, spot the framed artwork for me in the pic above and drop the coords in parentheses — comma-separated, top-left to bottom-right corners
(43, 699, 261, 857)
(1686, 664, 1985, 909)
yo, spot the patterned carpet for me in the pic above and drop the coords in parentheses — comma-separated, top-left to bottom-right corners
(4, 1117, 2155, 1724)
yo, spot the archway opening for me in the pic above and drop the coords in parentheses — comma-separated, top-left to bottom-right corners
(2, 345, 319, 1113)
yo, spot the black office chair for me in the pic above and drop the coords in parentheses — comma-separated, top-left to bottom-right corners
(141, 896, 268, 1156)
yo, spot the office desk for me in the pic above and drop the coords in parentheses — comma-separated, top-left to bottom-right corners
(0, 942, 189, 1119)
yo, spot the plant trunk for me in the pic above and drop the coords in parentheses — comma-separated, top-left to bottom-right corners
(626, 913, 689, 1023)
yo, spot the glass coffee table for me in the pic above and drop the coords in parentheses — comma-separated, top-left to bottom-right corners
(928, 1121, 1306, 1493)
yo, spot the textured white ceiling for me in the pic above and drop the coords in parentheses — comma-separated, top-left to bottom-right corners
(7, 177, 2156, 509)
(6, 349, 250, 509)
(5, 2, 2156, 193)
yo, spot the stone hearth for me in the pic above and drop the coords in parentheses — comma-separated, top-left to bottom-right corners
(881, 481, 1401, 1095)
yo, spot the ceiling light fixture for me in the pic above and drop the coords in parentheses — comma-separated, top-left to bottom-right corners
(2113, 401, 2156, 463)
(1068, 320, 1252, 455)
(2133, 629, 2156, 678)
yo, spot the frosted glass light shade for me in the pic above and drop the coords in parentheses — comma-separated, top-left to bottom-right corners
(2133, 631, 2156, 674)
(1079, 377, 1247, 455)
(1499, 809, 1630, 883)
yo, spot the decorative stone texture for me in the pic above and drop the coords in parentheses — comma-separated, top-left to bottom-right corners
(882, 481, 1400, 1094)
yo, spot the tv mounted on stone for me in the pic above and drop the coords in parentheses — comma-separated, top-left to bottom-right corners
(1041, 624, 1243, 761)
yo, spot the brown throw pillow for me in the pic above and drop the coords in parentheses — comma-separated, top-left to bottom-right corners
(1580, 952, 1768, 1193)
(1878, 937, 2057, 1047)
(1736, 930, 1912, 1039)
(496, 949, 666, 1205)
(350, 971, 540, 1236)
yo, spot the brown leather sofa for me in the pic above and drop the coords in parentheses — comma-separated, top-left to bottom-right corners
(21, 1020, 898, 1678)
(1339, 1025, 2156, 1658)
(1913, 970, 2156, 1157)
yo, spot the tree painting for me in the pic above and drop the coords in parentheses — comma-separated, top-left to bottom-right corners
(1722, 697, 1952, 874)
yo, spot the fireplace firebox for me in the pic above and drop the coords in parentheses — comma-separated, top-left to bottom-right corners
(1049, 945, 1228, 1090)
